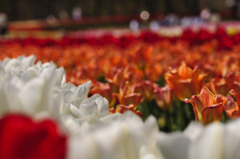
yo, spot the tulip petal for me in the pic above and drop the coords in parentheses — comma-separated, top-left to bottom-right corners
(178, 62, 192, 79)
(199, 86, 215, 107)
(188, 122, 224, 159)
(157, 132, 190, 159)
(19, 78, 46, 115)
(190, 96, 204, 121)
(202, 103, 224, 125)
(223, 119, 240, 159)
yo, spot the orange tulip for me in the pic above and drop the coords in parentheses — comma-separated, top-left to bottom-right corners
(208, 77, 228, 95)
(208, 72, 240, 95)
(145, 63, 164, 82)
(224, 89, 240, 119)
(135, 80, 158, 101)
(185, 86, 224, 125)
(106, 66, 143, 93)
(134, 46, 153, 69)
(226, 72, 240, 95)
(165, 62, 206, 101)
(154, 85, 173, 110)
(116, 83, 144, 109)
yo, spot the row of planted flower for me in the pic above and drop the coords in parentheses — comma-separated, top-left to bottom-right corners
(1, 27, 240, 158)
(4, 24, 240, 49)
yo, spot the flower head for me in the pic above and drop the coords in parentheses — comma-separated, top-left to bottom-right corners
(154, 85, 173, 110)
(165, 62, 206, 101)
(224, 89, 240, 119)
(185, 86, 224, 125)
(0, 114, 67, 159)
(135, 80, 157, 102)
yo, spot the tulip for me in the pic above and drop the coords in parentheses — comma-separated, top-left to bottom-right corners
(90, 81, 116, 107)
(208, 78, 228, 95)
(0, 55, 64, 117)
(208, 72, 240, 96)
(68, 112, 164, 159)
(105, 69, 124, 93)
(185, 86, 224, 125)
(226, 72, 240, 95)
(188, 119, 240, 159)
(135, 80, 158, 102)
(154, 85, 173, 110)
(133, 46, 153, 69)
(0, 114, 67, 159)
(224, 89, 240, 119)
(57, 80, 110, 117)
(116, 83, 144, 109)
(165, 62, 206, 101)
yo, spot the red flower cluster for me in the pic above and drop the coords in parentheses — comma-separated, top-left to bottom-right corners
(3, 26, 240, 49)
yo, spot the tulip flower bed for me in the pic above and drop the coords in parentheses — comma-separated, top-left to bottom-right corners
(2, 26, 240, 158)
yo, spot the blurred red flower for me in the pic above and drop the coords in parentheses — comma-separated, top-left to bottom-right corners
(0, 114, 67, 159)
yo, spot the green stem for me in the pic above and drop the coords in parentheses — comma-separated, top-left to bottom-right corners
(165, 109, 172, 132)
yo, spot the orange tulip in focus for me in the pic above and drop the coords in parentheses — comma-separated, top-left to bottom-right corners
(165, 62, 206, 101)
(116, 83, 144, 109)
(154, 85, 173, 110)
(224, 89, 240, 119)
(185, 86, 224, 125)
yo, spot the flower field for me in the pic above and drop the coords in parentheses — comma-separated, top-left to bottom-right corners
(1, 24, 240, 159)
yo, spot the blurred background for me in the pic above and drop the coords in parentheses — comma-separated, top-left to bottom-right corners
(0, 0, 239, 37)
(0, 0, 234, 21)
(0, 0, 235, 20)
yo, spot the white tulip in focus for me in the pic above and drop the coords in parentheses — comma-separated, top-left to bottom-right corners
(54, 80, 112, 133)
(0, 55, 111, 132)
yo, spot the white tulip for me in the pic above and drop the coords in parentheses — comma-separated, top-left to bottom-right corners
(223, 119, 240, 159)
(188, 119, 240, 159)
(156, 119, 240, 159)
(188, 122, 224, 159)
(68, 112, 164, 159)
(0, 55, 64, 117)
(157, 132, 190, 159)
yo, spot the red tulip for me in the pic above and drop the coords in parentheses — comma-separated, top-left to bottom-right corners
(0, 114, 67, 159)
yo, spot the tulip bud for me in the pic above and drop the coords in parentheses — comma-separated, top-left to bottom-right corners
(154, 85, 173, 110)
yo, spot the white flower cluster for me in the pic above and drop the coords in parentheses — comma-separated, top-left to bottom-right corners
(0, 55, 63, 116)
(1, 55, 240, 159)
